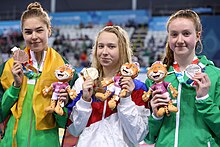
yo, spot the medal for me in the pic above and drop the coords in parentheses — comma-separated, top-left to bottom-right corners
(185, 64, 202, 79)
(12, 47, 41, 79)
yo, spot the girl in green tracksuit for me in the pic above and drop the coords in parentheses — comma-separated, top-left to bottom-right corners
(144, 9, 220, 147)
(0, 2, 77, 147)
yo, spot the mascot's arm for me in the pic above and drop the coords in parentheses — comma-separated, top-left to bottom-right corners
(66, 85, 77, 100)
(101, 79, 114, 87)
(42, 84, 53, 96)
(142, 89, 152, 102)
(168, 84, 178, 98)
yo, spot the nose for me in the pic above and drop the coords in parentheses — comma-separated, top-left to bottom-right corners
(31, 31, 37, 40)
(102, 46, 108, 55)
(177, 34, 184, 43)
(153, 67, 158, 73)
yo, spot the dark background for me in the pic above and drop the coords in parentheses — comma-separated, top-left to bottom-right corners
(0, 0, 219, 20)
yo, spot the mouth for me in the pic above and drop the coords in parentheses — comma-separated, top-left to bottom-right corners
(31, 42, 40, 45)
(122, 69, 129, 74)
(58, 73, 64, 78)
(153, 75, 160, 79)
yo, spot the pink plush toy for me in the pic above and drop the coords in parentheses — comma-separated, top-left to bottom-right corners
(142, 61, 178, 117)
(42, 64, 77, 115)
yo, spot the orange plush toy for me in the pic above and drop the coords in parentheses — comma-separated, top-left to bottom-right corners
(142, 61, 178, 117)
(95, 62, 140, 110)
(42, 64, 77, 115)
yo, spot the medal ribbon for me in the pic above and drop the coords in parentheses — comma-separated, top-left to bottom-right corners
(23, 50, 42, 79)
(173, 56, 205, 86)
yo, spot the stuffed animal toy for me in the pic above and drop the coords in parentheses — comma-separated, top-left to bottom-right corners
(142, 61, 178, 117)
(42, 64, 77, 115)
(95, 62, 140, 110)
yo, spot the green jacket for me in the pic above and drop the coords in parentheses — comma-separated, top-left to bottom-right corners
(0, 49, 78, 147)
(144, 56, 220, 147)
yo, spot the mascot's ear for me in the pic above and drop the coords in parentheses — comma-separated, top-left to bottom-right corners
(133, 62, 140, 69)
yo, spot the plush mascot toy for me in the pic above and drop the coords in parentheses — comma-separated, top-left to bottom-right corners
(142, 61, 178, 117)
(42, 64, 77, 115)
(95, 62, 140, 110)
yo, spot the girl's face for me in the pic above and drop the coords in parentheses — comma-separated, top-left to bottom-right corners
(96, 31, 120, 69)
(22, 17, 51, 52)
(168, 18, 200, 58)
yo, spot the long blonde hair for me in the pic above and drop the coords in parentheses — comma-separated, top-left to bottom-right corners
(163, 9, 203, 69)
(91, 25, 133, 78)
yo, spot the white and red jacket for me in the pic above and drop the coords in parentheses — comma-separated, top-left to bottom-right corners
(67, 77, 150, 147)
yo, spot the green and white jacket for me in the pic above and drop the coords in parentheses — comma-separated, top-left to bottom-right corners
(144, 56, 220, 147)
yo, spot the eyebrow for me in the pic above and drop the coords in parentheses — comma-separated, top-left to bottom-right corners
(24, 26, 44, 31)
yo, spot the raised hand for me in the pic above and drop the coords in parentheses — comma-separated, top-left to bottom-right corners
(193, 72, 211, 98)
(12, 61, 24, 88)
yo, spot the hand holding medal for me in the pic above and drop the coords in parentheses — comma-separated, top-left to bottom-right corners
(12, 46, 39, 79)
(185, 64, 202, 80)
(185, 64, 211, 98)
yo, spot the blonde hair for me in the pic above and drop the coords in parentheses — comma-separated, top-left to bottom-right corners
(21, 2, 51, 31)
(163, 9, 203, 69)
(91, 25, 132, 78)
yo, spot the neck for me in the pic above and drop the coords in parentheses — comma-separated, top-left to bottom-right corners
(174, 54, 195, 71)
(34, 51, 44, 65)
(102, 66, 120, 80)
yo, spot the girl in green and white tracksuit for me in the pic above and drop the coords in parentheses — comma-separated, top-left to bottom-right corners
(144, 9, 220, 147)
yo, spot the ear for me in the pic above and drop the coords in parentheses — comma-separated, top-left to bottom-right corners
(48, 27, 52, 37)
(196, 32, 201, 40)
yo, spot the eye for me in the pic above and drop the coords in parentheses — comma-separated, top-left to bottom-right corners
(107, 44, 116, 49)
(36, 29, 44, 33)
(24, 30, 32, 35)
(183, 31, 191, 37)
(170, 32, 178, 38)
(98, 44, 104, 49)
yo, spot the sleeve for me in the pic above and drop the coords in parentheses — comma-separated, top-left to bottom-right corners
(117, 96, 150, 144)
(0, 62, 6, 122)
(54, 107, 68, 128)
(195, 69, 220, 138)
(144, 115, 163, 144)
(1, 85, 20, 121)
(67, 96, 92, 137)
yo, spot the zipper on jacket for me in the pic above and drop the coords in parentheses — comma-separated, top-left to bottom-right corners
(207, 141, 211, 147)
(27, 70, 39, 147)
(174, 83, 182, 147)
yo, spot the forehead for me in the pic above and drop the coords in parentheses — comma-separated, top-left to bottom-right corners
(168, 18, 195, 31)
(98, 31, 118, 44)
(23, 17, 47, 29)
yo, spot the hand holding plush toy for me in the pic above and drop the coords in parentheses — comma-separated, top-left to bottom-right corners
(95, 62, 140, 110)
(42, 64, 77, 115)
(142, 61, 178, 117)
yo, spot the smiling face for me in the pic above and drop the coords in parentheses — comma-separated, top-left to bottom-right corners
(96, 31, 120, 69)
(120, 62, 140, 78)
(55, 64, 74, 82)
(168, 18, 200, 58)
(147, 62, 167, 83)
(22, 17, 51, 52)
